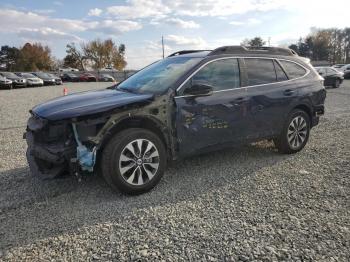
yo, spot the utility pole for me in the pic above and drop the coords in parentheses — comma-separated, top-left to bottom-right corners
(162, 35, 165, 59)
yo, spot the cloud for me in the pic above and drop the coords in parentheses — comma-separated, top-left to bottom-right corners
(93, 20, 142, 34)
(164, 0, 287, 17)
(18, 27, 83, 42)
(163, 18, 200, 29)
(230, 18, 262, 26)
(88, 8, 102, 17)
(229, 21, 245, 26)
(0, 9, 91, 33)
(104, 0, 289, 19)
(165, 35, 207, 48)
(53, 1, 63, 6)
(33, 9, 56, 15)
(106, 0, 170, 19)
(0, 9, 142, 41)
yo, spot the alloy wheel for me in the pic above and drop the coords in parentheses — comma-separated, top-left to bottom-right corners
(119, 139, 160, 186)
(287, 116, 308, 149)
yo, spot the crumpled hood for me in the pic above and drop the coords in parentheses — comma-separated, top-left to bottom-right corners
(32, 89, 154, 121)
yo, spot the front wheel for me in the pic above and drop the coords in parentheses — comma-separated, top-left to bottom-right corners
(101, 128, 167, 195)
(274, 109, 310, 154)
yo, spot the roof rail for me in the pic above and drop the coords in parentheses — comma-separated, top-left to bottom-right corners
(208, 46, 297, 56)
(168, 50, 211, 57)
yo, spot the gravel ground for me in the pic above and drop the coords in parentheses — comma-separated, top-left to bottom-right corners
(0, 81, 349, 261)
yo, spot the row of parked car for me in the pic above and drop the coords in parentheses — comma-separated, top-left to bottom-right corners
(60, 72, 115, 83)
(0, 71, 116, 89)
(313, 63, 350, 89)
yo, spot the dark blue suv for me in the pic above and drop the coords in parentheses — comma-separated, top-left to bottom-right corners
(25, 46, 326, 194)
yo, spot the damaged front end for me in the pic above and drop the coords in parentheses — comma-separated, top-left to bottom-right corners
(24, 87, 173, 180)
(25, 112, 103, 179)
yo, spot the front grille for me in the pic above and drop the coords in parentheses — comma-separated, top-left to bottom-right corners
(27, 114, 72, 143)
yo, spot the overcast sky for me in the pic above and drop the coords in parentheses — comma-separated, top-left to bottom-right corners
(0, 0, 349, 69)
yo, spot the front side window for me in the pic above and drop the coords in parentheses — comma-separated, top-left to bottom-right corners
(117, 57, 201, 94)
(245, 58, 277, 86)
(188, 58, 240, 91)
(279, 60, 307, 79)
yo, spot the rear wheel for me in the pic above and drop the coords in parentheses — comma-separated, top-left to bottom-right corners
(333, 79, 340, 88)
(274, 109, 310, 154)
(101, 128, 167, 195)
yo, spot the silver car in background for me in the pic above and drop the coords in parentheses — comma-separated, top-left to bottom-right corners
(16, 73, 44, 87)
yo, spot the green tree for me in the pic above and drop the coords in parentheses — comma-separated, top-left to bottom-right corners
(16, 43, 53, 71)
(82, 39, 127, 71)
(0, 45, 21, 71)
(63, 43, 86, 70)
(241, 37, 266, 48)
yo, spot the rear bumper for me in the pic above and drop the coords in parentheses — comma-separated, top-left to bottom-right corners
(312, 105, 324, 127)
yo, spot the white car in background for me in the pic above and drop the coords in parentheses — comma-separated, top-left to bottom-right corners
(332, 64, 346, 69)
(16, 73, 44, 87)
(59, 67, 79, 72)
(100, 66, 117, 71)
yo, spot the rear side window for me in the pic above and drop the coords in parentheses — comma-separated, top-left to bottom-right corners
(274, 61, 288, 81)
(190, 58, 240, 91)
(244, 58, 277, 86)
(279, 60, 307, 79)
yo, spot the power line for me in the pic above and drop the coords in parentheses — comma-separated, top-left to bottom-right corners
(162, 35, 165, 59)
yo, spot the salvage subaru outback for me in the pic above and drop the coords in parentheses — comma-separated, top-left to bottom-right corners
(25, 46, 326, 194)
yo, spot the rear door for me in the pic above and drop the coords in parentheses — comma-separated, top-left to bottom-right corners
(244, 58, 305, 139)
(175, 58, 249, 156)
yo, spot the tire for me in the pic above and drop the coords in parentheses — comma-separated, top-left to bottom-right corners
(333, 79, 340, 88)
(274, 109, 310, 154)
(101, 128, 167, 195)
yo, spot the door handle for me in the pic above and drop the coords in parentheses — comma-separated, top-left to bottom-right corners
(283, 89, 294, 96)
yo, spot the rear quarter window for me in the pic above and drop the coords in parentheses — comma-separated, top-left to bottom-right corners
(279, 60, 307, 79)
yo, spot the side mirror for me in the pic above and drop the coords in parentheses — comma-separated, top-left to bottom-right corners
(184, 82, 213, 96)
(318, 72, 323, 76)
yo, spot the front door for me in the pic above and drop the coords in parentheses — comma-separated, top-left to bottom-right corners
(174, 58, 249, 156)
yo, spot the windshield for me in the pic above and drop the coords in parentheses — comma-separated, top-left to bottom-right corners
(35, 72, 50, 78)
(117, 57, 201, 94)
(1, 72, 18, 78)
(22, 73, 36, 78)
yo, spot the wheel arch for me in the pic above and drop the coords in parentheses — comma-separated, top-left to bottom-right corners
(292, 103, 313, 122)
(97, 116, 171, 157)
